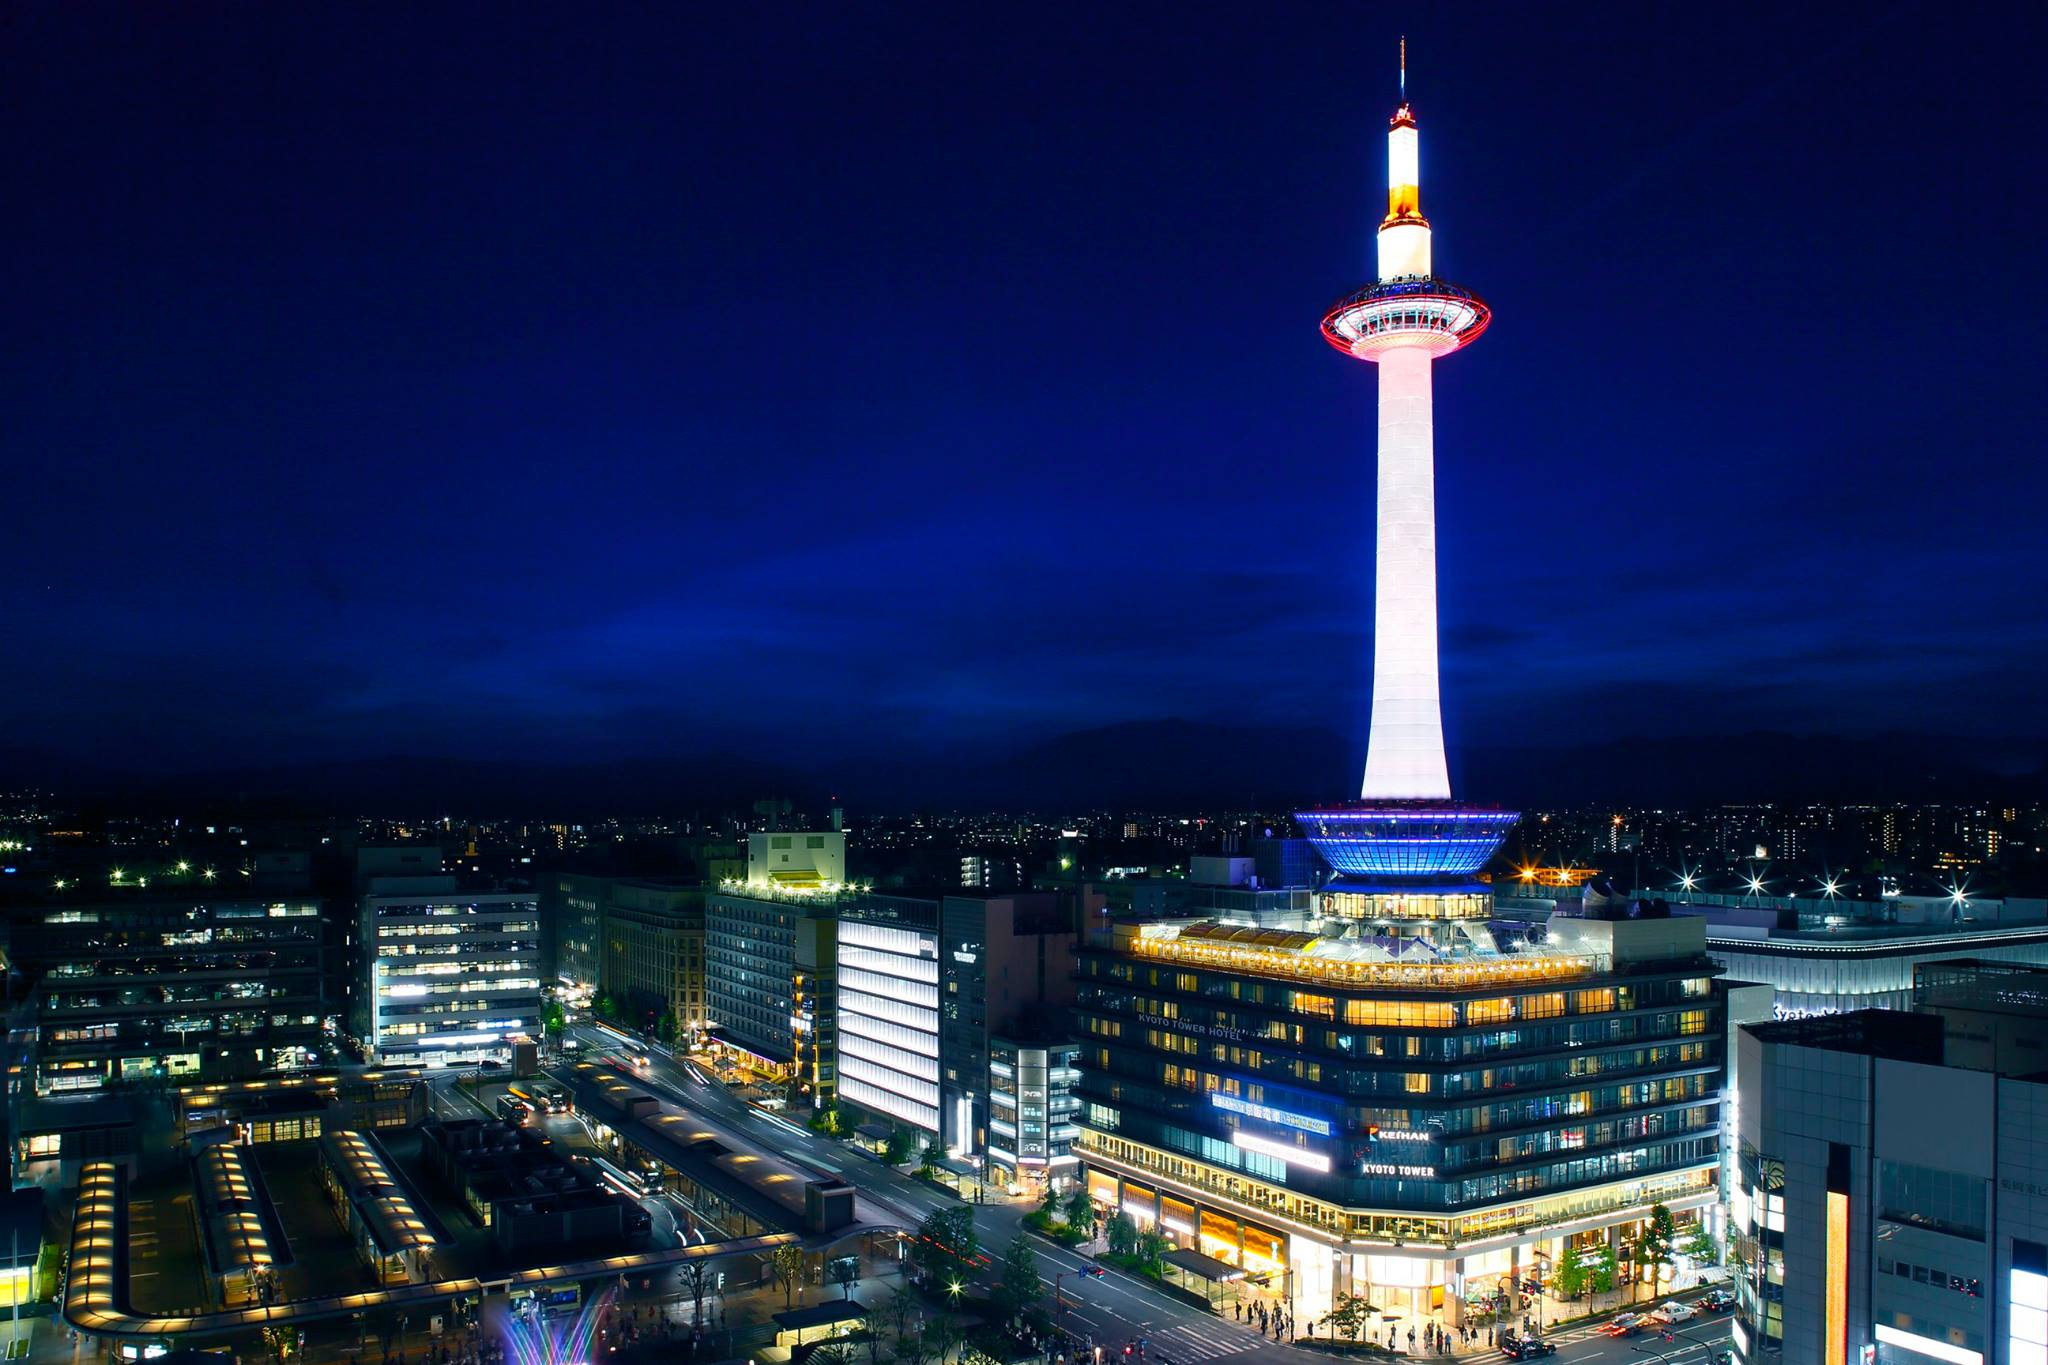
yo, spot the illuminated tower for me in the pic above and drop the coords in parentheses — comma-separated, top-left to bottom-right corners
(1298, 47, 1516, 882)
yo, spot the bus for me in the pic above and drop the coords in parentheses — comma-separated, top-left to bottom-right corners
(590, 1154, 657, 1199)
(510, 1082, 570, 1115)
(511, 1282, 582, 1319)
(497, 1095, 533, 1125)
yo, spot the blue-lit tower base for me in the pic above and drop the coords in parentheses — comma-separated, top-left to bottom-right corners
(1294, 803, 1519, 879)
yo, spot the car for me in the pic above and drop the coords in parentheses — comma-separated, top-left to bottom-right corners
(1695, 1290, 1736, 1313)
(1081, 1265, 1107, 1278)
(1598, 1314, 1645, 1337)
(1653, 1301, 1697, 1324)
(1499, 1333, 1557, 1360)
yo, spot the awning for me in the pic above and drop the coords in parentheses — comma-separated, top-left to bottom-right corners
(1164, 1248, 1246, 1282)
(935, 1157, 978, 1177)
(854, 1122, 892, 1142)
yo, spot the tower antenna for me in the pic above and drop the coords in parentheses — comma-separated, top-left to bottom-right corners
(1399, 36, 1406, 102)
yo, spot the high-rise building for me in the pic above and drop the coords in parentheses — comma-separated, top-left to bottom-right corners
(1074, 53, 1727, 1328)
(358, 879, 543, 1065)
(703, 884, 840, 1094)
(551, 871, 605, 993)
(15, 898, 331, 1093)
(988, 1035, 1083, 1192)
(836, 895, 945, 1137)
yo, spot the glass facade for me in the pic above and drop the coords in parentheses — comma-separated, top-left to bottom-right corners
(1077, 938, 1720, 1215)
(361, 892, 541, 1064)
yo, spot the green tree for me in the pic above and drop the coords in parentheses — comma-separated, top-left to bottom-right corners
(654, 1011, 679, 1046)
(1105, 1212, 1137, 1257)
(1590, 1243, 1617, 1296)
(1062, 1187, 1098, 1238)
(885, 1128, 918, 1165)
(541, 999, 566, 1037)
(1039, 1184, 1061, 1217)
(1684, 1222, 1721, 1267)
(1135, 1227, 1169, 1274)
(1639, 1203, 1677, 1298)
(914, 1206, 979, 1285)
(1324, 1292, 1374, 1341)
(1551, 1242, 1588, 1301)
(995, 1236, 1043, 1321)
(771, 1243, 807, 1307)
(831, 1255, 863, 1300)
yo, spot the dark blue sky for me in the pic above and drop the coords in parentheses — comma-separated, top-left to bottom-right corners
(7, 2, 2046, 790)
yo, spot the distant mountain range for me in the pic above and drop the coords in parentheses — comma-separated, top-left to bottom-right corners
(4, 720, 2043, 817)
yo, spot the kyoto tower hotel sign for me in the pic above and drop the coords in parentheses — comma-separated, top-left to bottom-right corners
(1298, 50, 1516, 877)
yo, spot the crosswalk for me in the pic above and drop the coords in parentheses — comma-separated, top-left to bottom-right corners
(1147, 1318, 1263, 1362)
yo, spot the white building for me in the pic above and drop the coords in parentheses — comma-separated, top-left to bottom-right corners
(359, 878, 543, 1065)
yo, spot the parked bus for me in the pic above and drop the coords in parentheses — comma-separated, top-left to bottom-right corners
(511, 1282, 582, 1319)
(497, 1095, 533, 1125)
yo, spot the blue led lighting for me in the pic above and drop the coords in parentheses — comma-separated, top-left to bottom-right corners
(1295, 805, 1519, 877)
(1210, 1091, 1333, 1136)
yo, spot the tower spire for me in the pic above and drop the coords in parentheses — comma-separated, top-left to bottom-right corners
(1399, 36, 1406, 103)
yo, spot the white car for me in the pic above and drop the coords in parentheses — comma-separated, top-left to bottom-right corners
(1653, 1301, 1697, 1324)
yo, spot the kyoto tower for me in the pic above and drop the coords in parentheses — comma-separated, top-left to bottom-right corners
(1298, 46, 1517, 884)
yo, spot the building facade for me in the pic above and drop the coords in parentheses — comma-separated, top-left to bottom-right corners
(18, 899, 331, 1093)
(599, 879, 707, 1043)
(359, 882, 543, 1065)
(988, 1034, 1083, 1191)
(1732, 978, 2048, 1365)
(1075, 906, 1725, 1325)
(551, 872, 606, 994)
(836, 895, 944, 1136)
(939, 892, 1078, 1155)
(704, 886, 839, 1095)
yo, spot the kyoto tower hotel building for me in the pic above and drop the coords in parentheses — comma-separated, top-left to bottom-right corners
(1072, 60, 1727, 1326)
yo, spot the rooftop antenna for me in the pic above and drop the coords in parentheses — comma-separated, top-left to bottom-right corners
(1399, 35, 1406, 103)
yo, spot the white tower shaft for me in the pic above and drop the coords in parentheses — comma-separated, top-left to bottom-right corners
(1362, 345, 1450, 799)
(1360, 101, 1452, 801)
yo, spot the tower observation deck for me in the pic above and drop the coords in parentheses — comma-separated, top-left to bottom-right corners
(1299, 52, 1516, 883)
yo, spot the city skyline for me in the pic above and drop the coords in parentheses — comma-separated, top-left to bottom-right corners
(7, 4, 2047, 798)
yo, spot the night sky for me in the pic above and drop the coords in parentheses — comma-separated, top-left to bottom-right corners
(7, 2, 2047, 798)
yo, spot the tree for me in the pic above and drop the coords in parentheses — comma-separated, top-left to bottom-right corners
(914, 1207, 979, 1285)
(996, 1236, 1043, 1321)
(771, 1244, 807, 1308)
(1685, 1222, 1721, 1267)
(1135, 1227, 1169, 1274)
(654, 1011, 679, 1046)
(1551, 1242, 1588, 1302)
(1324, 1292, 1374, 1341)
(1590, 1243, 1617, 1297)
(812, 1346, 853, 1365)
(831, 1255, 863, 1300)
(885, 1128, 918, 1165)
(541, 999, 566, 1037)
(1104, 1212, 1137, 1257)
(681, 1258, 714, 1327)
(919, 1137, 946, 1175)
(1062, 1187, 1098, 1238)
(1038, 1184, 1061, 1216)
(1639, 1203, 1677, 1298)
(882, 1286, 928, 1365)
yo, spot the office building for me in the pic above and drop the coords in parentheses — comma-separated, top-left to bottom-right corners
(551, 871, 606, 994)
(598, 878, 707, 1042)
(988, 1034, 1083, 1191)
(1731, 961, 2048, 1365)
(836, 894, 945, 1136)
(704, 884, 841, 1096)
(939, 892, 1079, 1155)
(358, 880, 542, 1065)
(15, 898, 331, 1093)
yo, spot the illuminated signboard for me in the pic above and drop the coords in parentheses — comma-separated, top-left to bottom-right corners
(1210, 1091, 1332, 1136)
